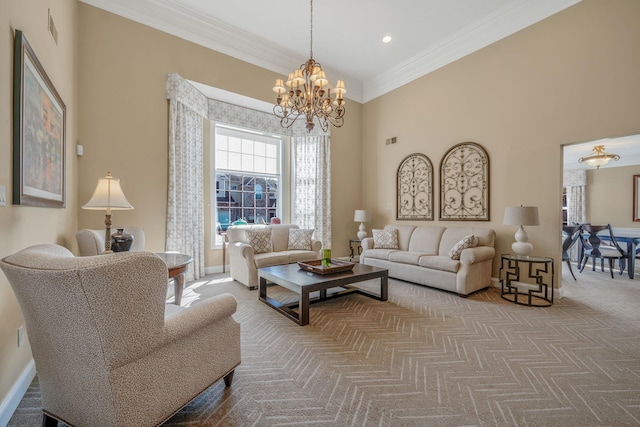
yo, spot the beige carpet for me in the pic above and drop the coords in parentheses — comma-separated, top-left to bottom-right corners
(9, 263, 640, 426)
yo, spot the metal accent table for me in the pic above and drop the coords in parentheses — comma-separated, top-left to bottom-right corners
(499, 254, 554, 307)
(349, 239, 362, 262)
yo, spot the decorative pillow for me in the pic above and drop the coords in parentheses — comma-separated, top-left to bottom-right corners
(246, 229, 273, 254)
(448, 234, 478, 260)
(287, 228, 314, 250)
(373, 229, 399, 249)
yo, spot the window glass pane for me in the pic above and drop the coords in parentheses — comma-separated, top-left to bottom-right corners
(217, 136, 228, 151)
(254, 156, 266, 173)
(241, 154, 254, 172)
(266, 144, 277, 157)
(215, 150, 227, 169)
(228, 137, 242, 152)
(255, 141, 266, 157)
(229, 152, 242, 170)
(266, 158, 277, 174)
(242, 139, 253, 154)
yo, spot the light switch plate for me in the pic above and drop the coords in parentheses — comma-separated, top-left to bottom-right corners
(0, 185, 6, 206)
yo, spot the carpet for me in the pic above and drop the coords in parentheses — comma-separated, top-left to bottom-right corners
(9, 263, 640, 426)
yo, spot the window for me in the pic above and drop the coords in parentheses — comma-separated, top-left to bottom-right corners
(213, 125, 282, 243)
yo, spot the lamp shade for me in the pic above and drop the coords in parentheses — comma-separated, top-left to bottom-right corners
(82, 172, 133, 212)
(503, 206, 539, 226)
(353, 210, 371, 222)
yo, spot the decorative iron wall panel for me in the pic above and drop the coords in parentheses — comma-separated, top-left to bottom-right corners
(440, 142, 490, 221)
(397, 153, 434, 220)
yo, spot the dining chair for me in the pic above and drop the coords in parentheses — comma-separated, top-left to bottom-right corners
(579, 224, 627, 278)
(562, 225, 582, 280)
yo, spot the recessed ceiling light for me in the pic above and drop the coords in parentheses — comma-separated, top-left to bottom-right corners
(382, 36, 392, 43)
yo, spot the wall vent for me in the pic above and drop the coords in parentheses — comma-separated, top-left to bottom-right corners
(385, 137, 397, 145)
(48, 9, 58, 45)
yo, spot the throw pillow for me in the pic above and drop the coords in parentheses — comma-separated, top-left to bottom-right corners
(373, 229, 399, 249)
(448, 234, 478, 260)
(246, 229, 273, 254)
(287, 228, 314, 250)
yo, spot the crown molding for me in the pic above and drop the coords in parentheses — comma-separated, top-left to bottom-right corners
(362, 0, 582, 102)
(81, 0, 579, 105)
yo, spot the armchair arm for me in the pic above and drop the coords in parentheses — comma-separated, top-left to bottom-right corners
(311, 239, 322, 254)
(459, 246, 495, 264)
(163, 293, 237, 343)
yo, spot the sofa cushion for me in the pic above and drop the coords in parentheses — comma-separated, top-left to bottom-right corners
(373, 229, 399, 249)
(286, 251, 319, 263)
(287, 229, 314, 250)
(407, 226, 445, 254)
(438, 227, 495, 255)
(363, 248, 397, 261)
(389, 251, 428, 265)
(448, 234, 479, 260)
(383, 224, 416, 251)
(254, 252, 290, 268)
(246, 229, 273, 254)
(418, 255, 460, 273)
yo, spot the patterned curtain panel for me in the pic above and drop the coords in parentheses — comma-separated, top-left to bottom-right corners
(292, 136, 332, 249)
(166, 74, 207, 281)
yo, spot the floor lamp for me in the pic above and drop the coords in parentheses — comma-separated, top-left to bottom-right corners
(82, 172, 134, 253)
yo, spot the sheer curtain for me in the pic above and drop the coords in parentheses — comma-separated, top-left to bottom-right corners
(166, 74, 207, 281)
(564, 169, 587, 262)
(292, 135, 332, 249)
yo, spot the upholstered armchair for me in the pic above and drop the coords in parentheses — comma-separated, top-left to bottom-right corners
(0, 244, 241, 427)
(76, 225, 145, 256)
(226, 224, 321, 289)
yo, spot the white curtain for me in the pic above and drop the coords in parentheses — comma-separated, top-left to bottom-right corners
(166, 74, 207, 281)
(564, 170, 587, 226)
(292, 135, 332, 249)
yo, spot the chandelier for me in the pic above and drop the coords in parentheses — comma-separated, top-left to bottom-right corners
(272, 0, 346, 132)
(578, 145, 620, 169)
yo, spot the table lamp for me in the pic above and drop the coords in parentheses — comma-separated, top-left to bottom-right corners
(354, 209, 371, 240)
(503, 206, 539, 257)
(82, 172, 134, 253)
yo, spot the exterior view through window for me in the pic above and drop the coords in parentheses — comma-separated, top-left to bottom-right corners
(214, 125, 282, 243)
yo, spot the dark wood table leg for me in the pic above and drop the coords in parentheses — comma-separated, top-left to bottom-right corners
(174, 273, 185, 306)
(380, 274, 388, 300)
(300, 288, 310, 326)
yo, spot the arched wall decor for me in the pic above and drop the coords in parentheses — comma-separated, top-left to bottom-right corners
(440, 142, 490, 221)
(397, 153, 434, 220)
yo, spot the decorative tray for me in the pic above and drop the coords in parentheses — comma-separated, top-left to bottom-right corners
(297, 259, 355, 275)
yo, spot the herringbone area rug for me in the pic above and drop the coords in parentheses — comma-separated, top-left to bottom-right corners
(9, 264, 640, 426)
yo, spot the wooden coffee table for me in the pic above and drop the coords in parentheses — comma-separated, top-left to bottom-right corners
(258, 263, 388, 326)
(156, 252, 193, 305)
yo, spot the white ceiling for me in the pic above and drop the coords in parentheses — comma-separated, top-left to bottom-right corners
(564, 134, 640, 171)
(79, 0, 581, 103)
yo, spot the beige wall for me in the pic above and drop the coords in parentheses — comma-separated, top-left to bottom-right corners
(0, 0, 78, 405)
(362, 0, 640, 281)
(586, 164, 640, 226)
(77, 4, 363, 264)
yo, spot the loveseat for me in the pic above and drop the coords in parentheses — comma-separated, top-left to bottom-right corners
(227, 224, 322, 289)
(360, 224, 495, 296)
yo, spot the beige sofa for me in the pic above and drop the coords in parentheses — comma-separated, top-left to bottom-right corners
(360, 224, 496, 296)
(227, 224, 322, 289)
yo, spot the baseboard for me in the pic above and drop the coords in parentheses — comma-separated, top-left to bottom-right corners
(0, 359, 36, 426)
(204, 265, 227, 275)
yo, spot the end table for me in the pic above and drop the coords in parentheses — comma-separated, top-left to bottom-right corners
(499, 254, 554, 307)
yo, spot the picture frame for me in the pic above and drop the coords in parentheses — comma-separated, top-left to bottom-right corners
(439, 142, 490, 221)
(13, 30, 66, 207)
(633, 175, 640, 222)
(396, 153, 434, 220)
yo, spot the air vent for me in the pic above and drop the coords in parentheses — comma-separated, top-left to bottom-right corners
(48, 9, 58, 45)
(385, 137, 397, 145)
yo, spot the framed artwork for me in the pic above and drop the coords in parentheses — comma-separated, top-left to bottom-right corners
(440, 142, 489, 221)
(13, 30, 66, 207)
(633, 175, 640, 222)
(397, 153, 434, 220)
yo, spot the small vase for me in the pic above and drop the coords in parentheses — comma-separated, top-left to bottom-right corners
(111, 228, 134, 252)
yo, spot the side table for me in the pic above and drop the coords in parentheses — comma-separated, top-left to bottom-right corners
(349, 239, 362, 262)
(499, 254, 554, 307)
(156, 252, 193, 305)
